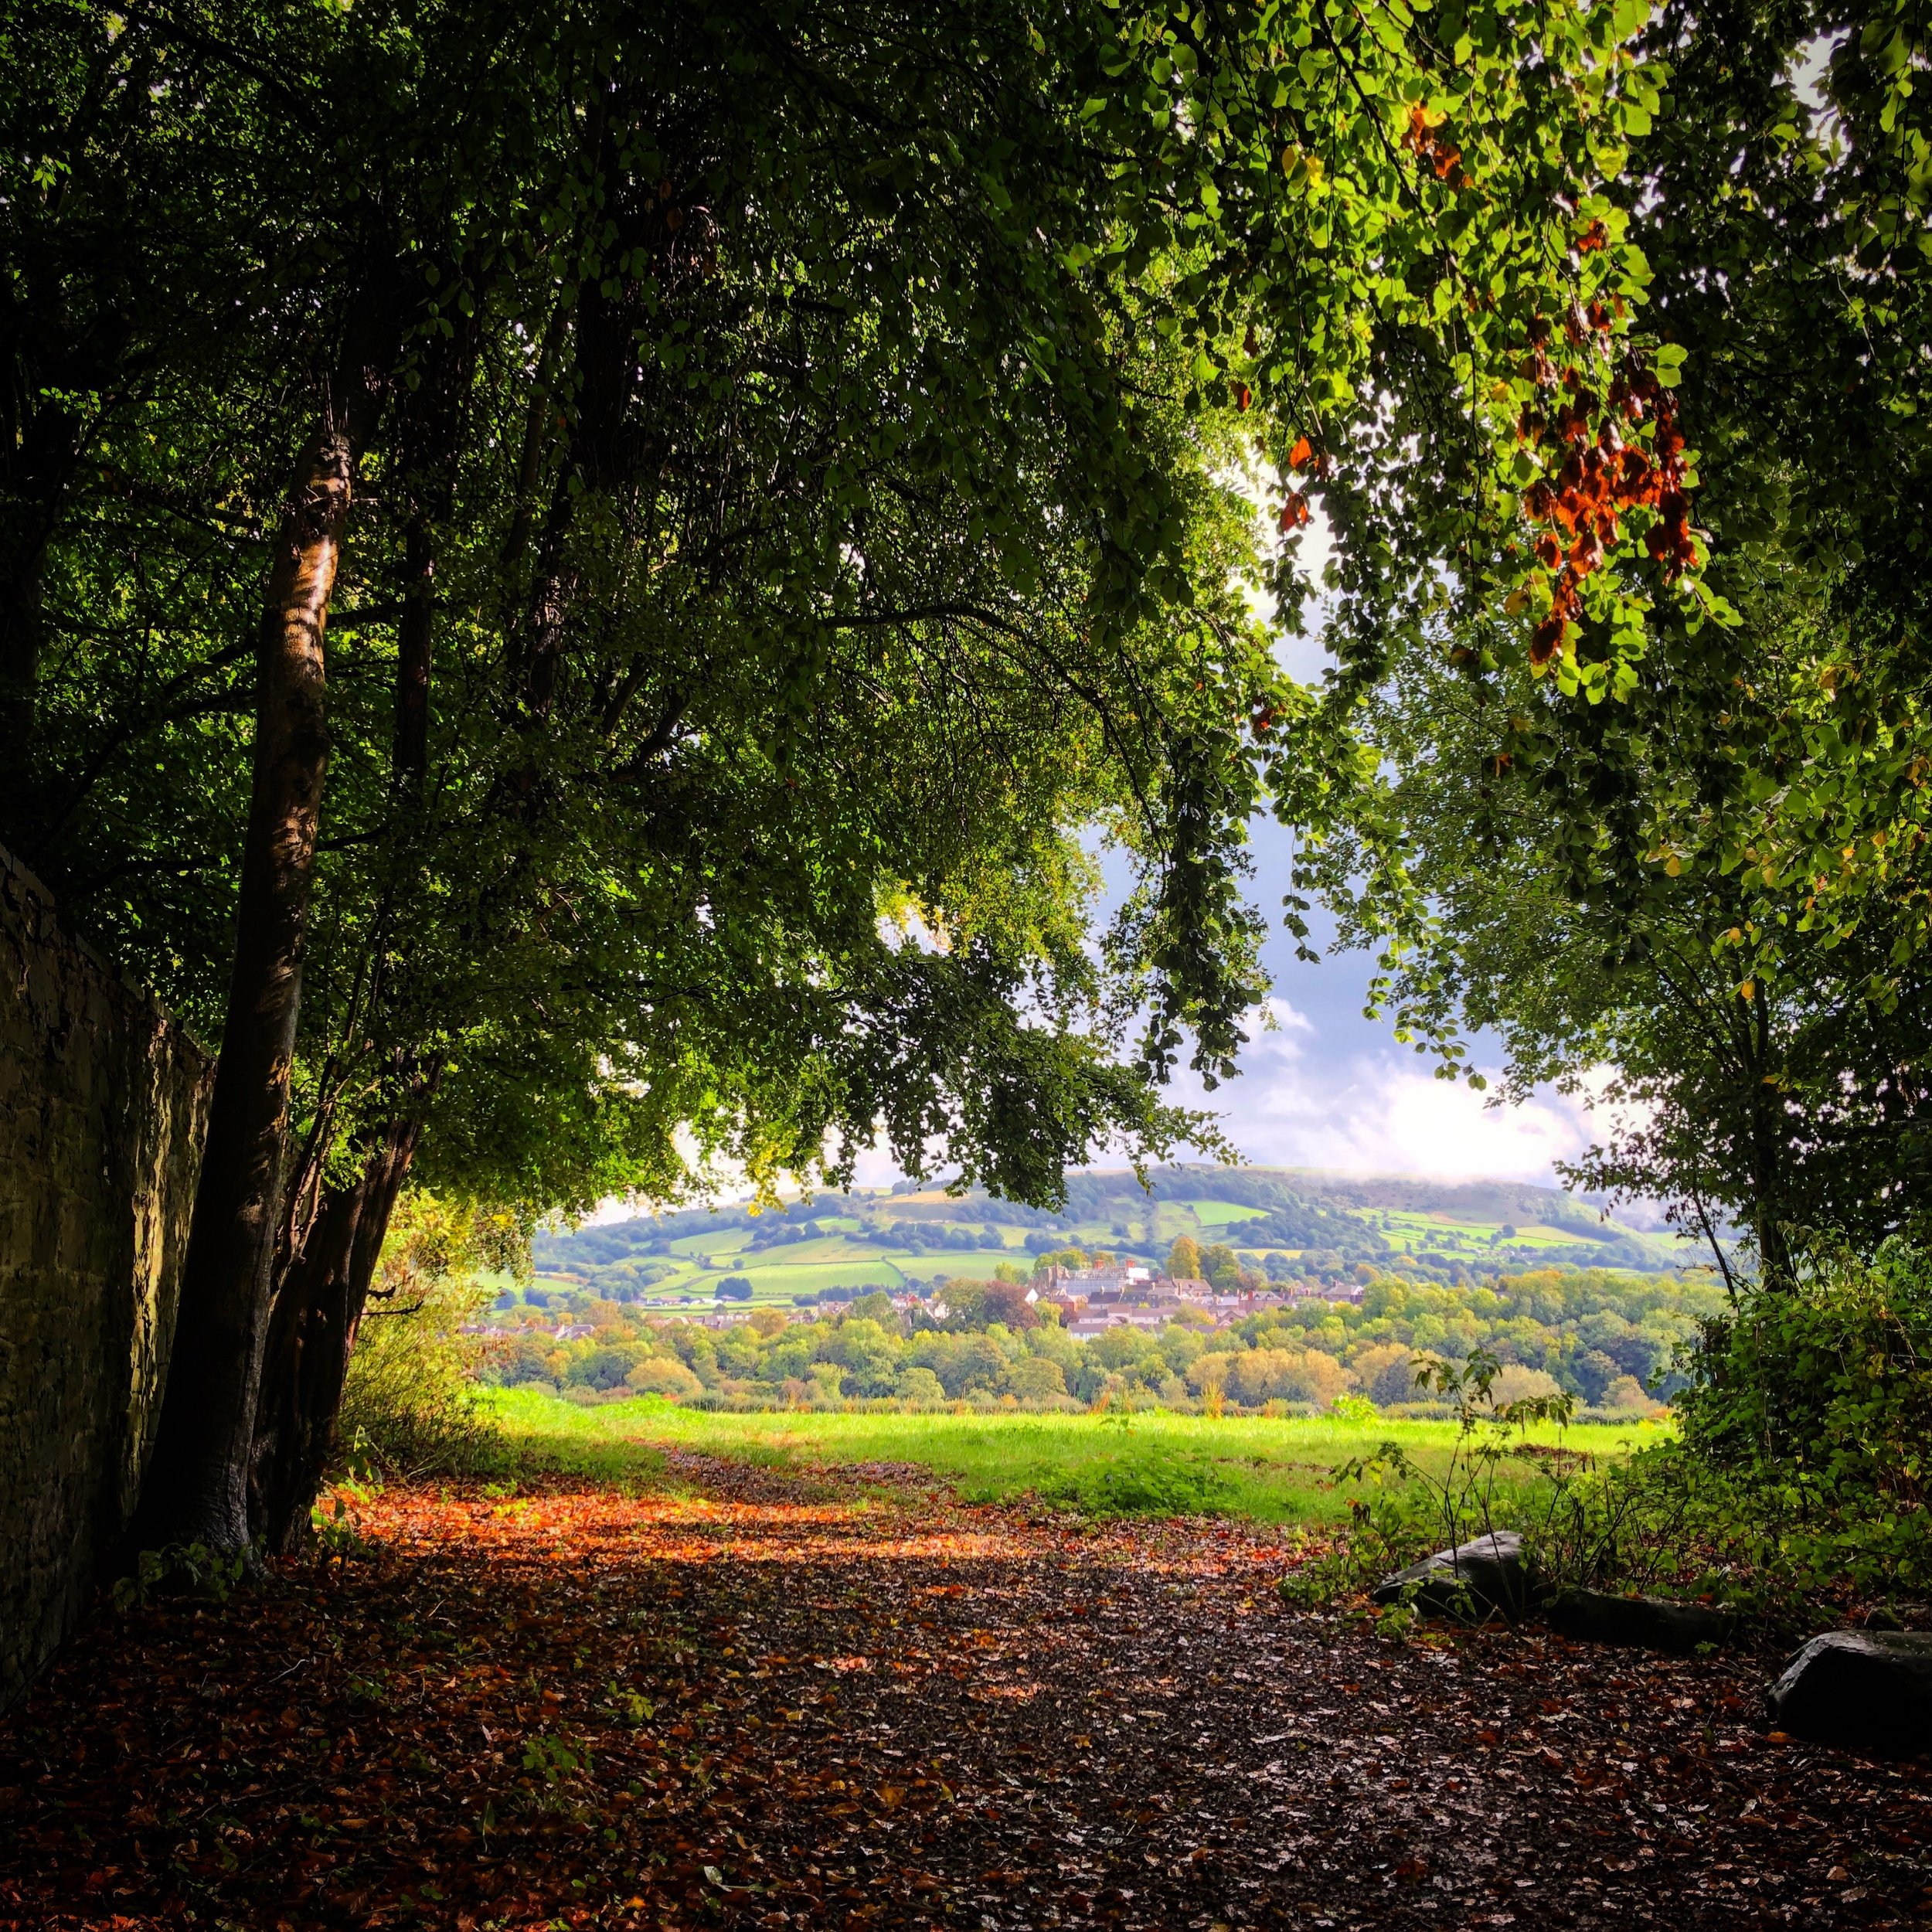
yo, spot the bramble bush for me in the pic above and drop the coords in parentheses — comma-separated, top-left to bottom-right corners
(1517, 1240, 1932, 1624)
(1660, 1238, 1932, 1607)
(1678, 1239, 1932, 1507)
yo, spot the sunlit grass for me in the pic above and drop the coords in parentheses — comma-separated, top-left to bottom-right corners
(486, 1388, 1666, 1528)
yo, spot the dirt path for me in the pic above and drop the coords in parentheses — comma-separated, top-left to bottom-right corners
(2, 1454, 1928, 1930)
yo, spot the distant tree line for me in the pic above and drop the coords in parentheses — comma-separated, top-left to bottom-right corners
(486, 1264, 1718, 1413)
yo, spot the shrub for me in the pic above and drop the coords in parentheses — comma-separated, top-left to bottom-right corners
(339, 1269, 502, 1481)
(1288, 1349, 1578, 1614)
(625, 1356, 704, 1400)
(1039, 1441, 1231, 1518)
(1009, 1355, 1068, 1402)
(1662, 1237, 1932, 1600)
(1679, 1239, 1932, 1496)
(1495, 1250, 1932, 1623)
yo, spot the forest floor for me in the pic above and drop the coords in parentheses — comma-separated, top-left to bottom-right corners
(2, 1451, 1930, 1931)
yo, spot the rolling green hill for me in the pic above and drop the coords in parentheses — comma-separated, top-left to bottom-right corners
(530, 1167, 1693, 1307)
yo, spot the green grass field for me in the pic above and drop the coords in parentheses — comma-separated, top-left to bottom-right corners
(1188, 1200, 1270, 1227)
(733, 1258, 908, 1295)
(485, 1387, 1665, 1529)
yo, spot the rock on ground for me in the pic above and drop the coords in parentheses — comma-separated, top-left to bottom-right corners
(1771, 1629, 1932, 1754)
(1372, 1529, 1534, 1620)
(1545, 1587, 1739, 1655)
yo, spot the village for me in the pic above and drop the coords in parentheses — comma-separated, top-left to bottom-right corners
(496, 1259, 1369, 1344)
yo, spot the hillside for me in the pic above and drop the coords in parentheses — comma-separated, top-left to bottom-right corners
(532, 1165, 1693, 1308)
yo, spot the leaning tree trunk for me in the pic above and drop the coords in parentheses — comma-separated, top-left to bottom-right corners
(250, 1119, 420, 1551)
(249, 411, 448, 1551)
(133, 424, 352, 1554)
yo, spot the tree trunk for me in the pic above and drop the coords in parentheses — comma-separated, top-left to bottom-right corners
(134, 424, 352, 1554)
(249, 460, 443, 1551)
(250, 1120, 419, 1553)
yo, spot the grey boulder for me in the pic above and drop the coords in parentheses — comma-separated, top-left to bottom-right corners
(1372, 1530, 1532, 1620)
(1770, 1630, 1932, 1753)
(1544, 1587, 1736, 1655)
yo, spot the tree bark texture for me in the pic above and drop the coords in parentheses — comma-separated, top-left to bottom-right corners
(134, 426, 351, 1553)
(249, 1119, 419, 1552)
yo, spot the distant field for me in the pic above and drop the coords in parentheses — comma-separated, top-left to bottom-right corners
(665, 1229, 752, 1258)
(488, 1388, 1664, 1528)
(1360, 1207, 1600, 1259)
(734, 1258, 908, 1296)
(1189, 1200, 1270, 1227)
(531, 1170, 1696, 1308)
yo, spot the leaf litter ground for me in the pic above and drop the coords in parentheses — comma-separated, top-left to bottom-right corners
(2, 1450, 1930, 1930)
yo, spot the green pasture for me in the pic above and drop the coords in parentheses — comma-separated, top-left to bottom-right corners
(1359, 1209, 1597, 1258)
(665, 1228, 753, 1258)
(1188, 1200, 1270, 1228)
(736, 1258, 908, 1295)
(539, 1254, 916, 1305)
(485, 1387, 1665, 1529)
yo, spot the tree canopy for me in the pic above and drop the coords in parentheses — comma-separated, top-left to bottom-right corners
(5, 0, 1680, 1544)
(1311, 0, 1932, 1267)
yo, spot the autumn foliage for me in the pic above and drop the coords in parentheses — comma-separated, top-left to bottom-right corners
(1520, 328, 1698, 667)
(1402, 103, 1469, 190)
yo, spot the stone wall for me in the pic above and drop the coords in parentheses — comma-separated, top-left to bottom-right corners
(0, 848, 210, 1708)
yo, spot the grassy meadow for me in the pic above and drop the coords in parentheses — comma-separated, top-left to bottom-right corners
(484, 1386, 1665, 1530)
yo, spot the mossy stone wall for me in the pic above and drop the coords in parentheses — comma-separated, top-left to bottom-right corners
(0, 849, 210, 1707)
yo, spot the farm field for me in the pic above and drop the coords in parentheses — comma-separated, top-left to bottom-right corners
(1366, 1208, 1599, 1257)
(1187, 1199, 1270, 1226)
(487, 1386, 1664, 1526)
(530, 1165, 1695, 1308)
(729, 1257, 910, 1297)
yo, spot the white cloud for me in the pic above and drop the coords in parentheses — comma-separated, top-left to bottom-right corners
(1169, 1016, 1612, 1183)
(1261, 995, 1314, 1034)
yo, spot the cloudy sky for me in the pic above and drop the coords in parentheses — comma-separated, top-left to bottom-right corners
(1148, 833, 1608, 1185)
(834, 811, 1614, 1196)
(1141, 513, 1615, 1188)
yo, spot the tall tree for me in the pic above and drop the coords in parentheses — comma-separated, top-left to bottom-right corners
(12, 0, 1673, 1549)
